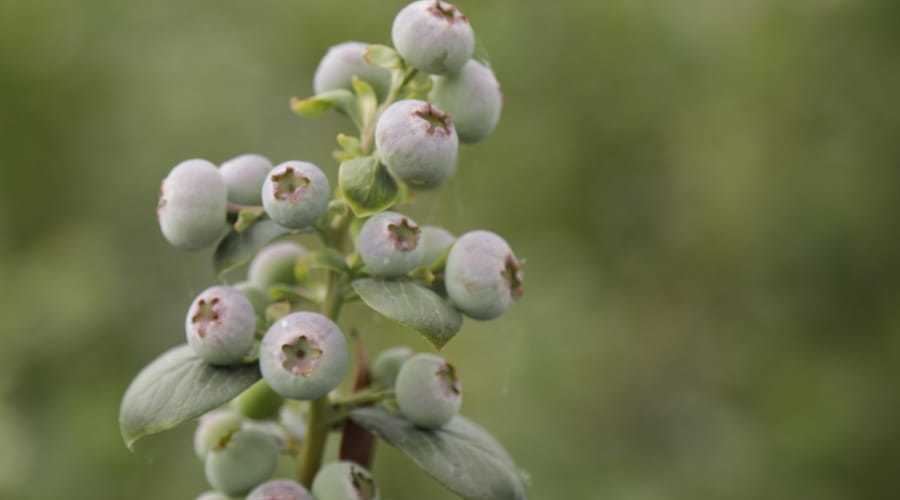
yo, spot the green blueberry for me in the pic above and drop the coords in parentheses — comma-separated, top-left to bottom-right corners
(391, 0, 474, 75)
(260, 312, 349, 400)
(261, 161, 331, 229)
(314, 41, 392, 100)
(395, 353, 462, 429)
(196, 492, 237, 500)
(204, 428, 279, 496)
(186, 286, 256, 365)
(430, 60, 502, 144)
(157, 159, 227, 250)
(357, 212, 425, 277)
(248, 480, 314, 500)
(418, 225, 455, 267)
(445, 230, 523, 320)
(372, 346, 414, 388)
(234, 281, 270, 318)
(248, 241, 308, 290)
(375, 100, 458, 189)
(194, 409, 242, 461)
(220, 154, 273, 206)
(241, 420, 289, 452)
(312, 461, 379, 500)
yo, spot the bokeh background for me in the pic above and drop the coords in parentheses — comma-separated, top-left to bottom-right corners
(2, 0, 900, 498)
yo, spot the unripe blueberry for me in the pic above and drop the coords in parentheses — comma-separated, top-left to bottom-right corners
(430, 60, 502, 144)
(314, 41, 393, 100)
(157, 159, 227, 250)
(418, 225, 455, 267)
(445, 231, 523, 320)
(375, 100, 458, 189)
(372, 346, 414, 388)
(391, 0, 474, 75)
(234, 281, 270, 318)
(260, 312, 349, 400)
(248, 480, 314, 500)
(357, 212, 425, 277)
(261, 161, 331, 229)
(248, 241, 308, 290)
(196, 492, 236, 500)
(395, 353, 462, 429)
(205, 428, 279, 496)
(186, 286, 256, 365)
(220, 154, 273, 206)
(312, 461, 380, 500)
(241, 420, 289, 451)
(194, 409, 242, 461)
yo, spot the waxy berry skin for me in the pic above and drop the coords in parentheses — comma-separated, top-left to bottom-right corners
(185, 286, 256, 365)
(312, 461, 380, 500)
(204, 428, 279, 496)
(158, 159, 228, 251)
(247, 479, 314, 500)
(391, 0, 475, 75)
(314, 41, 393, 100)
(372, 346, 414, 388)
(430, 60, 503, 144)
(375, 100, 458, 190)
(395, 353, 462, 429)
(445, 230, 523, 320)
(260, 312, 349, 400)
(193, 409, 242, 461)
(220, 154, 273, 206)
(261, 161, 331, 229)
(357, 211, 425, 277)
(247, 241, 309, 290)
(418, 225, 456, 267)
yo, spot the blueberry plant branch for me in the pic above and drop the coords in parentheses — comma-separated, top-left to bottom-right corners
(124, 2, 526, 499)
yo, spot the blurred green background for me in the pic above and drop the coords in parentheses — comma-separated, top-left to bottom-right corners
(2, 0, 900, 498)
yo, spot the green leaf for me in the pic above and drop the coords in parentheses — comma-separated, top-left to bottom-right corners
(233, 206, 265, 233)
(364, 44, 403, 70)
(338, 156, 401, 217)
(350, 407, 528, 500)
(352, 77, 378, 129)
(290, 89, 356, 119)
(214, 219, 291, 276)
(296, 248, 350, 277)
(352, 278, 463, 349)
(119, 345, 261, 450)
(402, 70, 434, 100)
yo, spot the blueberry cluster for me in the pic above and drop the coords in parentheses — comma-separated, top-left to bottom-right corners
(132, 3, 525, 498)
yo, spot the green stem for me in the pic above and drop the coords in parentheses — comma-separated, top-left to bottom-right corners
(360, 67, 419, 154)
(297, 269, 345, 486)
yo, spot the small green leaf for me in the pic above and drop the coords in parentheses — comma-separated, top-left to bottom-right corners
(364, 44, 403, 69)
(352, 77, 378, 129)
(334, 133, 363, 162)
(119, 345, 261, 450)
(233, 207, 265, 233)
(352, 278, 463, 349)
(402, 70, 434, 100)
(350, 407, 528, 500)
(338, 156, 401, 217)
(214, 219, 291, 276)
(290, 89, 356, 118)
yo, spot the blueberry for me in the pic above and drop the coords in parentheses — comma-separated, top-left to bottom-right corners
(261, 161, 331, 229)
(357, 211, 425, 277)
(314, 41, 393, 100)
(220, 154, 273, 206)
(248, 480, 314, 500)
(445, 230, 523, 320)
(430, 60, 502, 144)
(260, 312, 349, 400)
(247, 241, 309, 290)
(157, 159, 227, 250)
(241, 420, 289, 452)
(395, 353, 462, 429)
(418, 225, 455, 267)
(312, 461, 380, 500)
(391, 0, 474, 75)
(375, 100, 458, 189)
(186, 286, 256, 365)
(279, 402, 307, 442)
(233, 281, 270, 318)
(196, 492, 236, 500)
(194, 409, 242, 461)
(205, 428, 279, 496)
(372, 346, 414, 388)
